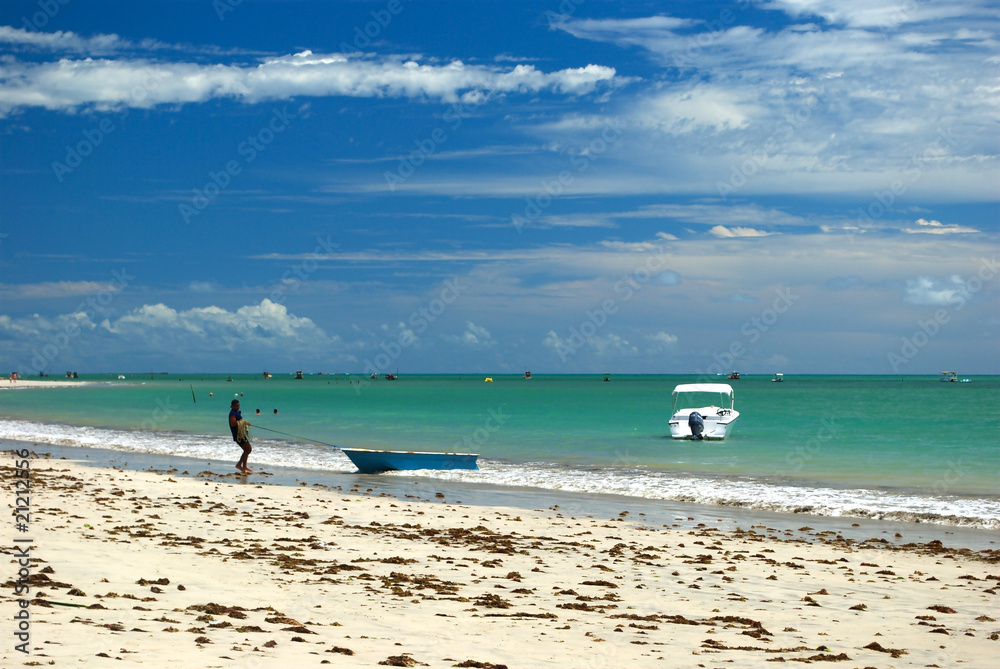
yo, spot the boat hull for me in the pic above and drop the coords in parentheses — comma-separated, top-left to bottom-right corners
(668, 408, 739, 440)
(341, 448, 479, 474)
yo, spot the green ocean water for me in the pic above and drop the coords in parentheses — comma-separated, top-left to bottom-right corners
(2, 373, 998, 527)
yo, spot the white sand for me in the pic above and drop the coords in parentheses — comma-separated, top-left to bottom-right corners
(2, 455, 998, 667)
(0, 380, 92, 390)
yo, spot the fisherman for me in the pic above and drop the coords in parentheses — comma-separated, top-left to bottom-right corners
(229, 399, 253, 473)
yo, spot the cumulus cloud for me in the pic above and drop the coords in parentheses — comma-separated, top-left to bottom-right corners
(903, 275, 969, 306)
(104, 299, 329, 344)
(0, 45, 617, 116)
(590, 333, 638, 357)
(646, 331, 679, 353)
(0, 299, 335, 374)
(0, 311, 95, 339)
(447, 321, 495, 348)
(542, 329, 639, 361)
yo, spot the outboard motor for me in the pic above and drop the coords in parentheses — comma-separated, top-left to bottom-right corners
(688, 411, 705, 440)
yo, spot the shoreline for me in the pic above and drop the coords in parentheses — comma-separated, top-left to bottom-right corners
(2, 450, 998, 667)
(5, 440, 999, 551)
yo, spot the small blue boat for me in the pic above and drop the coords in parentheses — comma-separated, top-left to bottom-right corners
(340, 448, 479, 474)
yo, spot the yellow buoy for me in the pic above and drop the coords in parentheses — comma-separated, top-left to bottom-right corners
(484, 377, 493, 383)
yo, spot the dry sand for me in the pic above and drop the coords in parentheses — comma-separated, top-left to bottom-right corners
(2, 453, 998, 668)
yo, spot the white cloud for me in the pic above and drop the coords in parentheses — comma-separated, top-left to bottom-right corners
(102, 299, 330, 345)
(637, 84, 761, 134)
(0, 26, 140, 54)
(759, 0, 981, 30)
(590, 333, 638, 358)
(447, 321, 495, 348)
(0, 46, 617, 116)
(0, 280, 119, 300)
(0, 26, 278, 57)
(646, 331, 679, 353)
(615, 204, 808, 228)
(0, 298, 355, 374)
(903, 275, 969, 306)
(599, 240, 668, 252)
(545, 8, 999, 200)
(709, 225, 774, 238)
(904, 218, 979, 235)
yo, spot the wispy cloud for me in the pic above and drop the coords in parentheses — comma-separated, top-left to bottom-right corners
(0, 281, 117, 300)
(0, 26, 269, 57)
(710, 225, 774, 238)
(903, 218, 980, 234)
(545, 5, 999, 200)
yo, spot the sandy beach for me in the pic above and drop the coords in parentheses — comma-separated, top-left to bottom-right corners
(0, 380, 93, 390)
(2, 451, 998, 668)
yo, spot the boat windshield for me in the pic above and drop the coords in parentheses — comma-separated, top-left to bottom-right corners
(671, 384, 735, 412)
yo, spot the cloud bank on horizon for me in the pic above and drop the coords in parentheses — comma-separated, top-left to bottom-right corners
(0, 0, 996, 376)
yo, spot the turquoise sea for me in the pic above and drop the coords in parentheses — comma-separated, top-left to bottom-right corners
(2, 373, 998, 529)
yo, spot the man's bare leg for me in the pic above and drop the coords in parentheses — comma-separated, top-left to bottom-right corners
(237, 441, 253, 472)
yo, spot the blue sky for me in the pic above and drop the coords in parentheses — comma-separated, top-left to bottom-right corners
(1, 0, 997, 376)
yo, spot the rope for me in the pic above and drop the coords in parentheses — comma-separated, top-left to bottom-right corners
(249, 424, 340, 449)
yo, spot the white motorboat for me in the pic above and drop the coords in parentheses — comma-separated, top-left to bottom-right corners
(668, 383, 739, 440)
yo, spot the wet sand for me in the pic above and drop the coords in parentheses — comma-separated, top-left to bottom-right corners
(2, 452, 999, 667)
